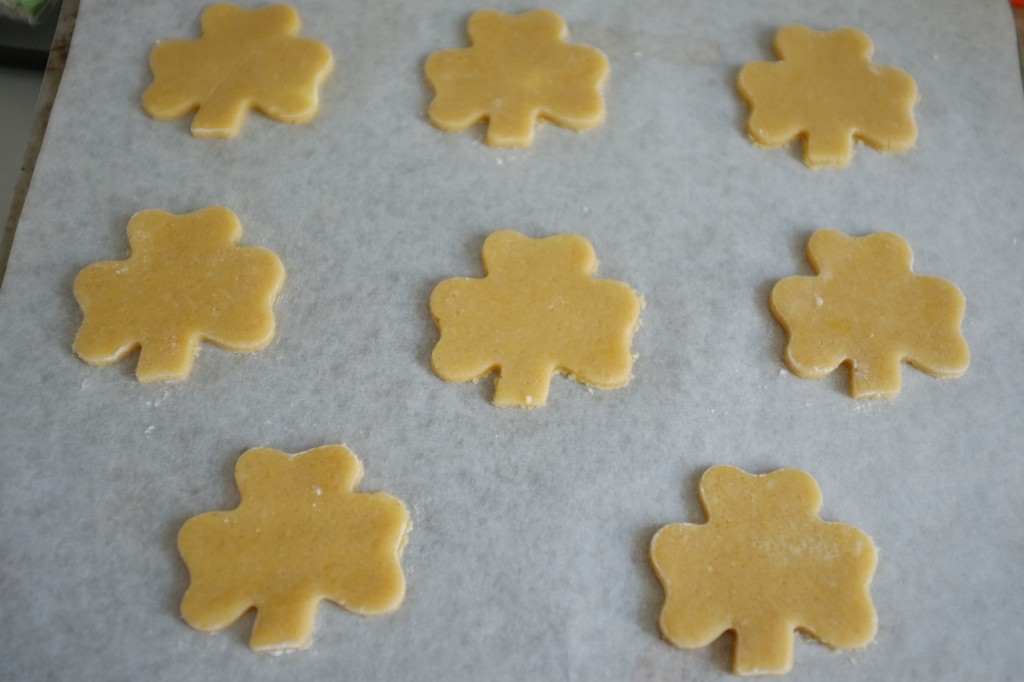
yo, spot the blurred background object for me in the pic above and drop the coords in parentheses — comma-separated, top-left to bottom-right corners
(0, 0, 57, 26)
(0, 0, 59, 63)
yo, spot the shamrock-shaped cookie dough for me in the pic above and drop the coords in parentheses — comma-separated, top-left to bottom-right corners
(430, 231, 641, 407)
(179, 445, 410, 652)
(143, 3, 333, 138)
(650, 466, 878, 676)
(73, 207, 285, 382)
(738, 25, 918, 168)
(771, 229, 969, 399)
(425, 9, 609, 147)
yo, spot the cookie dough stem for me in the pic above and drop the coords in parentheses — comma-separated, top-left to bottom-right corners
(486, 102, 537, 147)
(493, 362, 550, 407)
(136, 335, 198, 382)
(734, 621, 794, 675)
(191, 91, 250, 138)
(250, 596, 318, 651)
(848, 352, 902, 399)
(804, 127, 853, 168)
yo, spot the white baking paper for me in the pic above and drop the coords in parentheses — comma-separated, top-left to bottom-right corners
(1, 0, 1023, 679)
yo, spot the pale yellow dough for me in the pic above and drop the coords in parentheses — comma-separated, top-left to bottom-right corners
(650, 466, 878, 676)
(771, 229, 969, 399)
(142, 3, 333, 138)
(430, 230, 641, 407)
(425, 9, 608, 147)
(178, 445, 410, 653)
(73, 207, 285, 382)
(738, 25, 918, 169)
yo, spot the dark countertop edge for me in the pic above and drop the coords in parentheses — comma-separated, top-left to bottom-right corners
(0, 0, 78, 289)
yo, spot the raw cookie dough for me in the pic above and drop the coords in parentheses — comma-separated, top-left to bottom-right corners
(424, 9, 608, 147)
(771, 229, 969, 399)
(650, 466, 878, 676)
(737, 25, 918, 169)
(142, 3, 334, 138)
(430, 230, 641, 407)
(73, 207, 285, 382)
(178, 445, 410, 653)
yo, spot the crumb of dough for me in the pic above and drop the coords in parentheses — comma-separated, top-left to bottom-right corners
(737, 25, 918, 169)
(770, 229, 969, 398)
(650, 466, 877, 676)
(178, 445, 410, 652)
(430, 230, 641, 407)
(142, 3, 333, 138)
(425, 9, 608, 147)
(73, 207, 285, 382)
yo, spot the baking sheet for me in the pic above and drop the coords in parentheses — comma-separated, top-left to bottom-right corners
(2, 0, 1023, 679)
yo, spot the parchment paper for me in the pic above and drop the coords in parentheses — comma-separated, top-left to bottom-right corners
(2, 1, 1023, 679)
